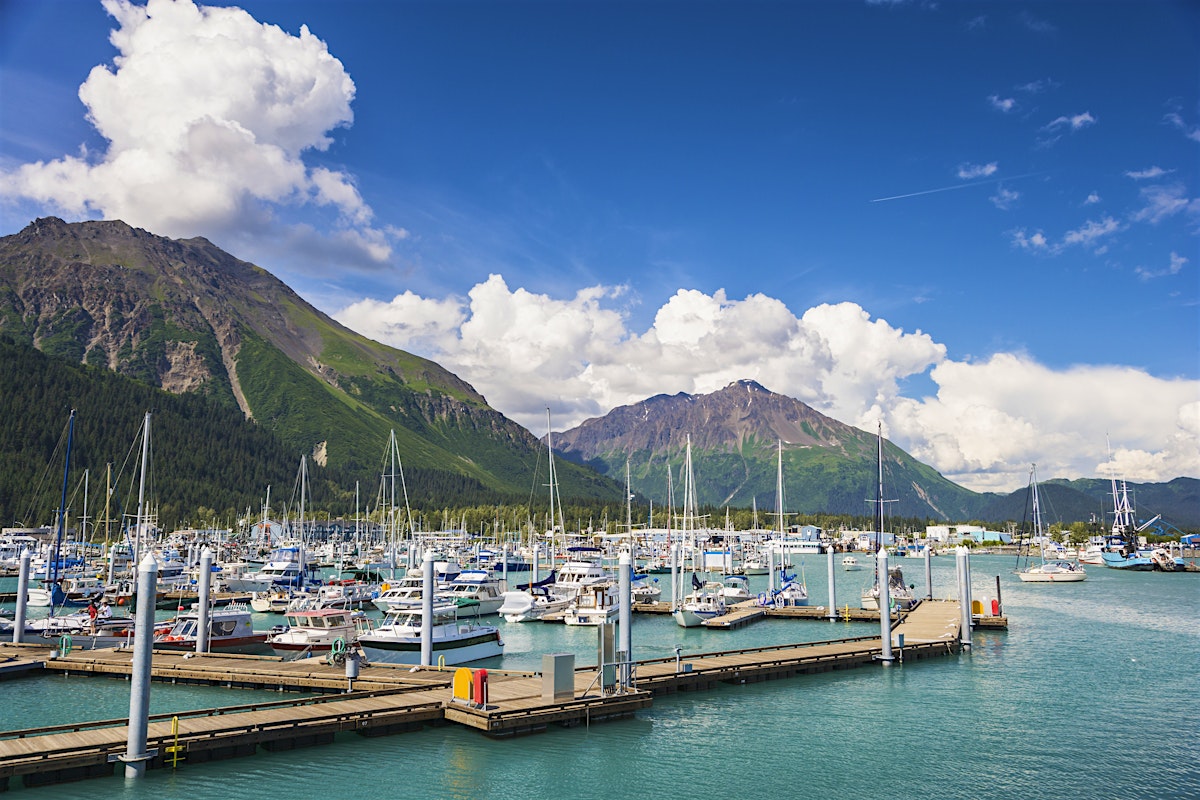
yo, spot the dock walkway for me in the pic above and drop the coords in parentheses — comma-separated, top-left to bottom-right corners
(0, 599, 968, 789)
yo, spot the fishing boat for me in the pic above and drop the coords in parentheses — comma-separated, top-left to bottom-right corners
(358, 600, 503, 665)
(1100, 474, 1155, 570)
(268, 607, 371, 659)
(862, 566, 917, 611)
(1016, 465, 1087, 583)
(153, 603, 273, 655)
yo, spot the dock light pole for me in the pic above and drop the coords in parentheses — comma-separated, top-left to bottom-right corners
(122, 553, 159, 778)
(421, 550, 434, 666)
(196, 548, 213, 654)
(618, 552, 632, 689)
(12, 549, 31, 644)
(826, 545, 837, 620)
(877, 548, 894, 665)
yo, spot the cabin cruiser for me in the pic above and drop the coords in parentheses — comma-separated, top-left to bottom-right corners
(223, 546, 319, 593)
(562, 580, 620, 626)
(497, 572, 571, 623)
(440, 569, 505, 615)
(153, 603, 272, 654)
(358, 600, 503, 665)
(269, 608, 372, 659)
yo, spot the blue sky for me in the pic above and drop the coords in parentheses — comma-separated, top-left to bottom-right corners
(1, 0, 1197, 494)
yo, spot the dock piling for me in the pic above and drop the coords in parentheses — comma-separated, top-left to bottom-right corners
(121, 553, 159, 778)
(618, 552, 632, 689)
(196, 547, 213, 654)
(421, 551, 434, 666)
(12, 549, 30, 644)
(826, 546, 836, 620)
(877, 548, 893, 664)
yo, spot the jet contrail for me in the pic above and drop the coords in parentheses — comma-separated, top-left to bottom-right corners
(870, 171, 1046, 203)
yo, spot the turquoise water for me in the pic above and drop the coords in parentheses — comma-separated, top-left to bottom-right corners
(3, 555, 1198, 798)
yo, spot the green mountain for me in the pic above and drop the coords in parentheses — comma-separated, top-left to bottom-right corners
(0, 217, 623, 526)
(553, 380, 984, 521)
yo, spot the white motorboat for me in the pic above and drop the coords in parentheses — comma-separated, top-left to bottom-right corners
(563, 580, 620, 626)
(372, 570, 427, 612)
(842, 555, 862, 571)
(358, 601, 503, 665)
(251, 588, 298, 613)
(718, 574, 752, 605)
(498, 584, 572, 623)
(631, 574, 662, 604)
(222, 546, 318, 593)
(440, 569, 505, 615)
(269, 608, 371, 659)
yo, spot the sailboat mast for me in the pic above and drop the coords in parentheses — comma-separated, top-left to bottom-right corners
(51, 410, 76, 589)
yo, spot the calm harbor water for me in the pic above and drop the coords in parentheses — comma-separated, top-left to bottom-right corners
(2, 554, 1198, 799)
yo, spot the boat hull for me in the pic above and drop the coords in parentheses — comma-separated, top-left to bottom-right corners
(359, 631, 503, 665)
(1016, 570, 1087, 583)
(1100, 553, 1154, 570)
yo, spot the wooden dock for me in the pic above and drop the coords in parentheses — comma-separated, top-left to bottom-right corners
(0, 599, 970, 789)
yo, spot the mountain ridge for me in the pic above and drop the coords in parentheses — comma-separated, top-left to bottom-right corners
(0, 217, 621, 504)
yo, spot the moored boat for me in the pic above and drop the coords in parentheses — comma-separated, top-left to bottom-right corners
(153, 603, 273, 655)
(269, 607, 371, 659)
(1016, 465, 1088, 583)
(357, 601, 503, 665)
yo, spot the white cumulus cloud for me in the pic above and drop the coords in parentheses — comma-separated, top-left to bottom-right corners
(0, 0, 396, 270)
(334, 279, 1200, 492)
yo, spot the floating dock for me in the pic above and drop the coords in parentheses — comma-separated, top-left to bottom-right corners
(0, 599, 974, 789)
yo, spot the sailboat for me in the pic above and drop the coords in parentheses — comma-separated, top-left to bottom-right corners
(765, 440, 807, 607)
(673, 436, 727, 627)
(860, 424, 916, 611)
(1015, 464, 1087, 583)
(498, 409, 573, 622)
(27, 411, 78, 609)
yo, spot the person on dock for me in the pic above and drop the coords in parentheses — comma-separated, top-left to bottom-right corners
(87, 601, 98, 632)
